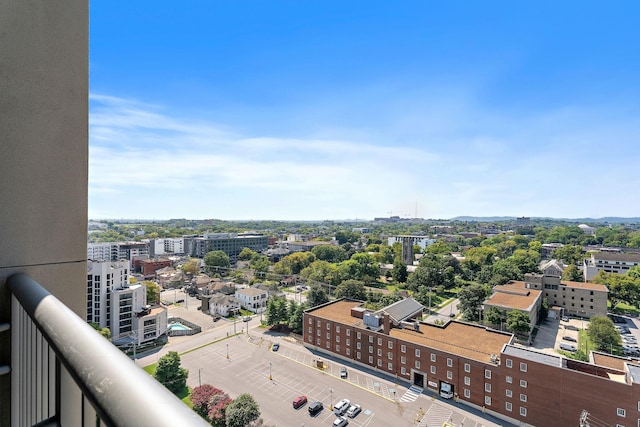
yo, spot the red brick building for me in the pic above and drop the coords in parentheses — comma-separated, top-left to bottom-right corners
(303, 299, 640, 426)
(134, 258, 173, 278)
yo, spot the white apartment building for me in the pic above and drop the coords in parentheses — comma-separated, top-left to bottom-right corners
(147, 238, 185, 257)
(87, 260, 167, 345)
(387, 235, 436, 250)
(583, 252, 640, 281)
(235, 287, 268, 313)
(87, 260, 130, 329)
(87, 241, 149, 261)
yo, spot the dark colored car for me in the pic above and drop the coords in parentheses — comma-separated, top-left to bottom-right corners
(308, 401, 323, 415)
(292, 395, 307, 409)
(562, 336, 577, 342)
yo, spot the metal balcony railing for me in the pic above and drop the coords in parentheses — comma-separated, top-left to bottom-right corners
(5, 273, 210, 427)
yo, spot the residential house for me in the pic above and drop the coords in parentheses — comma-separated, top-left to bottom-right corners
(203, 294, 240, 317)
(235, 287, 269, 313)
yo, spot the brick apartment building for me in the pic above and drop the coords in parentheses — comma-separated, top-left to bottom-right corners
(133, 257, 173, 278)
(304, 299, 640, 427)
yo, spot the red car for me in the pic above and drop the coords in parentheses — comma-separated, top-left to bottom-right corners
(293, 395, 307, 409)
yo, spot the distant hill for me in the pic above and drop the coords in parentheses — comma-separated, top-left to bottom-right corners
(449, 216, 640, 224)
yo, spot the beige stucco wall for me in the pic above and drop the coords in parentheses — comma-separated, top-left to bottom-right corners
(0, 1, 88, 424)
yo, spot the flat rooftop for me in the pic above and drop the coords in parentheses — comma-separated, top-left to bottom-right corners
(502, 345, 563, 367)
(485, 285, 541, 311)
(309, 300, 513, 364)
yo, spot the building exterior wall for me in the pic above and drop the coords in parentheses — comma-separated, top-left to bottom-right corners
(235, 289, 268, 312)
(190, 233, 268, 260)
(0, 1, 88, 422)
(524, 274, 608, 318)
(303, 302, 640, 427)
(87, 261, 130, 329)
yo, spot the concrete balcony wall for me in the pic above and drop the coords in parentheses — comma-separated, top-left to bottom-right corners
(0, 0, 89, 424)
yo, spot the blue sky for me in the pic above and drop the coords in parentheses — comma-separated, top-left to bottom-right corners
(90, 1, 640, 221)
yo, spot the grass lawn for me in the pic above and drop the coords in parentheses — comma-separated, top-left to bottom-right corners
(612, 301, 640, 316)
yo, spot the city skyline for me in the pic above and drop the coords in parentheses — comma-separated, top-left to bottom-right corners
(90, 2, 640, 221)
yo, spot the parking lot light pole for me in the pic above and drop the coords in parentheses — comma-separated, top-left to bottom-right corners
(329, 388, 333, 411)
(226, 343, 229, 360)
(269, 361, 272, 380)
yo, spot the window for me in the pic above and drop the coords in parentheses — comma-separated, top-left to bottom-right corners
(377, 359, 382, 367)
(430, 366, 436, 374)
(617, 408, 626, 417)
(369, 335, 374, 343)
(416, 349, 420, 357)
(346, 329, 350, 336)
(485, 369, 491, 379)
(357, 351, 361, 359)
(369, 356, 373, 363)
(369, 346, 373, 353)
(388, 341, 393, 349)
(401, 367, 406, 375)
(336, 325, 340, 333)
(505, 359, 512, 368)
(357, 332, 361, 339)
(346, 339, 350, 346)
(520, 394, 527, 402)
(336, 336, 340, 342)
(326, 342, 330, 349)
(401, 345, 406, 353)
(308, 318, 312, 324)
(326, 333, 330, 339)
(316, 338, 320, 345)
(464, 376, 470, 386)
(336, 345, 340, 352)
(378, 338, 382, 346)
(506, 389, 512, 398)
(401, 356, 406, 364)
(520, 379, 527, 388)
(416, 360, 421, 369)
(388, 352, 393, 360)
(464, 363, 471, 373)
(377, 349, 382, 356)
(520, 407, 527, 417)
(485, 396, 491, 406)
(327, 323, 330, 330)
(506, 376, 513, 384)
(388, 362, 393, 370)
(317, 330, 320, 336)
(447, 358, 453, 367)
(506, 402, 512, 412)
(485, 383, 491, 393)
(464, 389, 470, 398)
(520, 362, 527, 372)
(308, 327, 312, 333)
(357, 342, 361, 349)
(431, 353, 436, 362)
(346, 348, 350, 356)
(447, 371, 452, 380)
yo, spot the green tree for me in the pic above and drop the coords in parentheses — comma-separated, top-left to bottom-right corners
(154, 351, 188, 395)
(225, 393, 260, 427)
(312, 244, 347, 263)
(391, 259, 408, 283)
(300, 260, 341, 286)
(539, 297, 550, 321)
(485, 307, 506, 326)
(181, 258, 201, 275)
(562, 264, 584, 282)
(250, 255, 270, 276)
(289, 302, 307, 333)
(89, 322, 111, 339)
(587, 316, 621, 351)
(265, 297, 288, 325)
(506, 310, 531, 335)
(334, 279, 366, 300)
(552, 245, 585, 265)
(238, 247, 258, 261)
(308, 285, 329, 308)
(204, 250, 230, 271)
(143, 280, 161, 305)
(458, 284, 490, 321)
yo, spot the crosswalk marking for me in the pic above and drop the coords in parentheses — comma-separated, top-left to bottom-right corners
(400, 385, 423, 402)
(418, 404, 452, 427)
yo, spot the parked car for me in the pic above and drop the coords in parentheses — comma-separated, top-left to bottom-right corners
(346, 404, 361, 418)
(243, 316, 252, 322)
(333, 399, 350, 415)
(272, 343, 280, 351)
(292, 395, 307, 409)
(559, 343, 577, 352)
(308, 401, 323, 416)
(562, 336, 577, 342)
(561, 316, 569, 322)
(340, 367, 348, 378)
(333, 416, 349, 427)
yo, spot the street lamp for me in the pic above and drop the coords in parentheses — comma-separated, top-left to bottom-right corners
(199, 368, 202, 387)
(269, 361, 272, 380)
(226, 343, 229, 360)
(329, 388, 333, 410)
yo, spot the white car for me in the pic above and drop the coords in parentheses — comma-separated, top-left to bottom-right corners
(333, 399, 350, 415)
(333, 416, 348, 427)
(346, 404, 361, 418)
